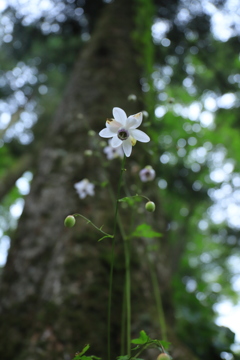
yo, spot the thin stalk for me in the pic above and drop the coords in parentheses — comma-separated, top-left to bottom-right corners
(123, 237, 131, 357)
(120, 286, 126, 355)
(72, 213, 113, 239)
(107, 155, 126, 360)
(117, 216, 131, 356)
(133, 343, 149, 359)
(147, 254, 167, 341)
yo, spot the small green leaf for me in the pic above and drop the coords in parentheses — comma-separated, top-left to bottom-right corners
(130, 224, 162, 239)
(118, 196, 141, 206)
(117, 356, 129, 360)
(72, 344, 90, 359)
(131, 330, 149, 344)
(79, 344, 90, 356)
(117, 356, 144, 360)
(73, 356, 101, 360)
(118, 197, 130, 202)
(100, 181, 108, 188)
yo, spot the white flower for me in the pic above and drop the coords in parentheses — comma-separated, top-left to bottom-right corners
(99, 107, 150, 157)
(139, 166, 156, 182)
(74, 179, 95, 199)
(103, 140, 124, 160)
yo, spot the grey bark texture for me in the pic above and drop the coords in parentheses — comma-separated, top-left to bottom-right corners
(0, 1, 199, 360)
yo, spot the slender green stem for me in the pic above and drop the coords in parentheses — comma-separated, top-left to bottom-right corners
(131, 341, 165, 360)
(133, 343, 149, 359)
(117, 215, 131, 356)
(120, 286, 126, 355)
(107, 155, 126, 360)
(148, 254, 167, 341)
(123, 237, 131, 357)
(72, 213, 113, 238)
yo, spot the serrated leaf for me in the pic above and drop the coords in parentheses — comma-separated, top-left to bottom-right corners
(130, 224, 162, 239)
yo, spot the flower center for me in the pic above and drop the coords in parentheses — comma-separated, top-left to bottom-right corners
(117, 128, 129, 141)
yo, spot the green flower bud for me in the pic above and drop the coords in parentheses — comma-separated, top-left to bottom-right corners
(88, 130, 96, 136)
(64, 215, 76, 228)
(157, 354, 170, 360)
(145, 201, 156, 212)
(100, 140, 107, 147)
(84, 149, 93, 156)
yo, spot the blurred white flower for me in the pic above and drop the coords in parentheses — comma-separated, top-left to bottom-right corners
(128, 94, 137, 101)
(103, 140, 124, 160)
(99, 107, 150, 157)
(74, 179, 95, 199)
(142, 110, 149, 118)
(139, 166, 156, 182)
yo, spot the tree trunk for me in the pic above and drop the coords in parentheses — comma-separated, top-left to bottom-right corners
(0, 1, 199, 360)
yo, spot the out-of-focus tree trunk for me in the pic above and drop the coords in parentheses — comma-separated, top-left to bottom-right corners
(0, 1, 199, 360)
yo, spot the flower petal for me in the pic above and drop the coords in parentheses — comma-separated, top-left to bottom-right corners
(129, 112, 142, 128)
(122, 138, 132, 157)
(99, 128, 115, 138)
(130, 129, 150, 142)
(126, 116, 139, 129)
(87, 184, 95, 196)
(111, 136, 122, 148)
(106, 119, 121, 132)
(113, 107, 127, 126)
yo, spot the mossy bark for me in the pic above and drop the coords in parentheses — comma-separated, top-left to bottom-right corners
(0, 1, 200, 360)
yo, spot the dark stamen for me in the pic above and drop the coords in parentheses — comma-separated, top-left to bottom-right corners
(117, 128, 129, 141)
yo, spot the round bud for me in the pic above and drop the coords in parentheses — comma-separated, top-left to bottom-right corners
(157, 354, 170, 360)
(84, 149, 93, 156)
(64, 215, 76, 228)
(145, 201, 156, 212)
(100, 141, 107, 147)
(88, 130, 96, 136)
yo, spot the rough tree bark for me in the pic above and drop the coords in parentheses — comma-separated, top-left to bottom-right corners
(0, 1, 199, 360)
